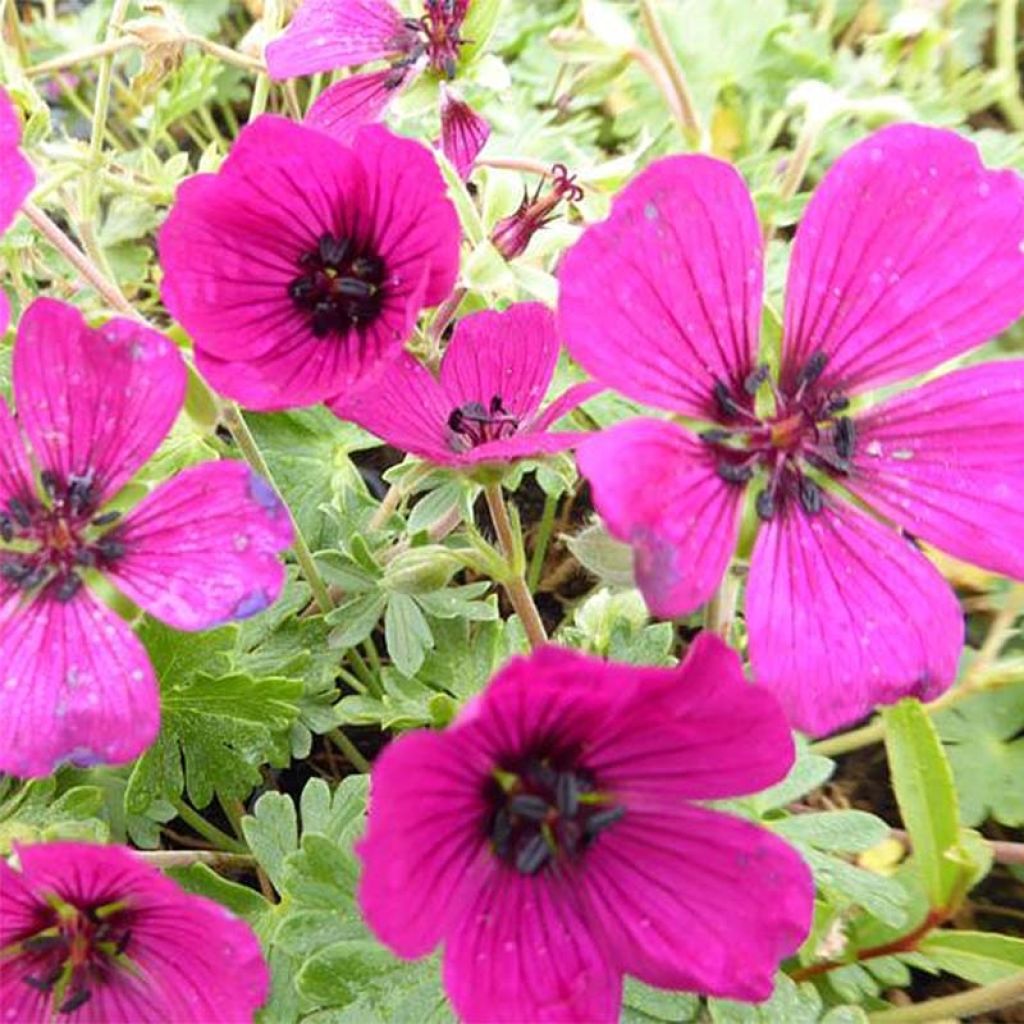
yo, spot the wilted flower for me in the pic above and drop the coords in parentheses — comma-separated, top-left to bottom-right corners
(266, 0, 490, 178)
(159, 115, 460, 410)
(330, 302, 598, 469)
(491, 164, 583, 262)
(0, 841, 268, 1021)
(358, 634, 814, 1022)
(0, 299, 293, 777)
(0, 87, 36, 333)
(559, 125, 1024, 735)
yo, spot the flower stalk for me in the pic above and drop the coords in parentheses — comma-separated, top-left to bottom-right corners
(867, 970, 1024, 1022)
(638, 0, 703, 148)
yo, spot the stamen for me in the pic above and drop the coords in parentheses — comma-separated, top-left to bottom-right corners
(583, 805, 626, 838)
(515, 834, 551, 875)
(716, 461, 754, 485)
(91, 510, 121, 527)
(834, 416, 856, 460)
(743, 363, 771, 395)
(54, 573, 84, 604)
(797, 351, 828, 389)
(8, 498, 31, 529)
(755, 488, 775, 521)
(58, 987, 92, 1015)
(799, 477, 824, 515)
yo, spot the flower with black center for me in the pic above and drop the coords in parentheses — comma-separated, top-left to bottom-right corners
(159, 115, 461, 411)
(559, 124, 1024, 736)
(0, 841, 268, 1021)
(358, 634, 813, 1023)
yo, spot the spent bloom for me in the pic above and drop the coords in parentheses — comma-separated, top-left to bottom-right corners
(267, 0, 490, 179)
(358, 634, 813, 1022)
(0, 841, 268, 1021)
(0, 87, 36, 333)
(491, 164, 584, 262)
(0, 298, 293, 777)
(331, 302, 598, 469)
(159, 115, 460, 410)
(559, 125, 1024, 736)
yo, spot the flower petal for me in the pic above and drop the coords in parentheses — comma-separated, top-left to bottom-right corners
(586, 632, 796, 803)
(329, 351, 454, 462)
(266, 0, 411, 79)
(0, 396, 33, 509)
(580, 804, 813, 1001)
(849, 362, 1024, 580)
(438, 88, 490, 179)
(782, 125, 1024, 396)
(530, 380, 604, 433)
(558, 155, 763, 418)
(305, 67, 409, 142)
(454, 430, 587, 467)
(747, 497, 963, 736)
(107, 461, 293, 631)
(440, 303, 560, 423)
(0, 589, 159, 777)
(358, 730, 492, 959)
(12, 299, 185, 504)
(0, 87, 34, 233)
(577, 419, 743, 617)
(443, 868, 621, 1024)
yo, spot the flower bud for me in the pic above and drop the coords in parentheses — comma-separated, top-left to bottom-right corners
(382, 546, 461, 594)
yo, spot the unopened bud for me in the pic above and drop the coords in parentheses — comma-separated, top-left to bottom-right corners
(382, 546, 461, 594)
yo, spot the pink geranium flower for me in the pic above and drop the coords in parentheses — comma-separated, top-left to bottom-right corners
(0, 299, 293, 777)
(159, 115, 460, 410)
(358, 634, 813, 1022)
(0, 87, 36, 333)
(0, 841, 268, 1021)
(559, 125, 1024, 736)
(266, 0, 490, 178)
(330, 302, 598, 469)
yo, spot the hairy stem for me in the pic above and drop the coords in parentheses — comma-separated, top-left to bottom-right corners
(867, 970, 1024, 1022)
(628, 45, 693, 145)
(135, 850, 256, 869)
(171, 798, 249, 854)
(526, 491, 559, 593)
(484, 484, 547, 649)
(638, 0, 702, 147)
(329, 728, 371, 773)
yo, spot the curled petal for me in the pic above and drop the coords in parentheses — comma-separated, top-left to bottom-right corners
(438, 88, 490, 179)
(559, 155, 763, 418)
(577, 419, 743, 617)
(747, 497, 963, 736)
(782, 125, 1024, 396)
(13, 299, 186, 504)
(108, 461, 293, 630)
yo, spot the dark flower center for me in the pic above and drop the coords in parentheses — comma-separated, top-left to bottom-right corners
(486, 757, 625, 875)
(288, 232, 387, 338)
(447, 395, 520, 452)
(396, 0, 470, 80)
(703, 351, 855, 519)
(18, 898, 134, 1015)
(0, 470, 125, 603)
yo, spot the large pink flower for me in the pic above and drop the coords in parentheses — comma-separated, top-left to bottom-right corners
(0, 841, 268, 1021)
(0, 87, 36, 334)
(558, 125, 1024, 736)
(358, 634, 813, 1022)
(159, 115, 460, 410)
(266, 0, 490, 179)
(331, 302, 598, 468)
(0, 299, 293, 777)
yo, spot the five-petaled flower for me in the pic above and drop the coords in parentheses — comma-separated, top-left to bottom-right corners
(330, 302, 599, 470)
(559, 125, 1024, 736)
(0, 298, 293, 777)
(159, 115, 460, 411)
(0, 87, 36, 334)
(266, 0, 490, 179)
(0, 841, 268, 1021)
(358, 633, 813, 1023)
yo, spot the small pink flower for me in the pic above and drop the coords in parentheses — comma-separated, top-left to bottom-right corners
(0, 87, 36, 334)
(358, 634, 813, 1023)
(0, 841, 268, 1021)
(267, 0, 490, 178)
(558, 125, 1024, 736)
(0, 299, 293, 777)
(330, 302, 599, 469)
(159, 115, 460, 410)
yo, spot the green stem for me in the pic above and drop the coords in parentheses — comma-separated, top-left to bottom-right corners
(171, 799, 248, 854)
(329, 729, 371, 773)
(996, 0, 1024, 130)
(135, 850, 256, 869)
(638, 0, 702, 147)
(526, 491, 558, 593)
(867, 970, 1024, 1023)
(222, 404, 334, 615)
(702, 567, 740, 639)
(484, 484, 547, 649)
(248, 0, 282, 121)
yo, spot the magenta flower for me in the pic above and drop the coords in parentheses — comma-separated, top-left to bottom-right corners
(0, 299, 293, 777)
(358, 634, 813, 1022)
(266, 0, 490, 178)
(330, 302, 598, 469)
(0, 87, 36, 333)
(0, 841, 268, 1021)
(159, 115, 460, 411)
(558, 125, 1024, 736)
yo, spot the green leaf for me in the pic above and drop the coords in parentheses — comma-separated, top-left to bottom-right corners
(170, 863, 272, 925)
(919, 930, 1024, 984)
(708, 974, 824, 1023)
(385, 593, 434, 677)
(773, 811, 891, 853)
(800, 848, 909, 928)
(882, 699, 964, 909)
(242, 791, 299, 894)
(327, 592, 388, 650)
(621, 977, 699, 1021)
(751, 748, 834, 814)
